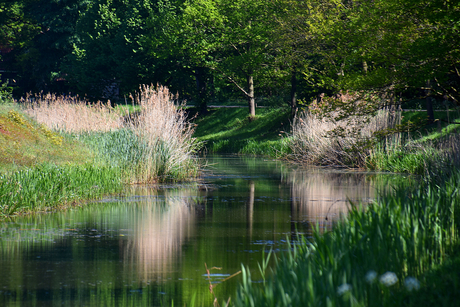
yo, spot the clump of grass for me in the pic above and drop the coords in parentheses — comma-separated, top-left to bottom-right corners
(234, 170, 460, 307)
(128, 84, 201, 182)
(239, 138, 292, 157)
(367, 133, 460, 176)
(0, 163, 122, 217)
(289, 109, 400, 167)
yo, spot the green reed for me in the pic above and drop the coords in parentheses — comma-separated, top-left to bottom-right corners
(367, 133, 460, 176)
(81, 128, 199, 183)
(234, 171, 460, 307)
(0, 163, 122, 217)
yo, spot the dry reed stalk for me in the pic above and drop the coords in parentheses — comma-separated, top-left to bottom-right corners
(21, 93, 122, 132)
(290, 108, 400, 167)
(130, 84, 199, 180)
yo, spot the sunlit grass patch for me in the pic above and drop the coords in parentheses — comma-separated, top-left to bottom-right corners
(193, 107, 291, 156)
(367, 132, 460, 176)
(0, 108, 93, 174)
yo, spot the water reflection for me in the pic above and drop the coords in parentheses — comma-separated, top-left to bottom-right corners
(121, 187, 197, 281)
(285, 167, 380, 233)
(0, 156, 404, 306)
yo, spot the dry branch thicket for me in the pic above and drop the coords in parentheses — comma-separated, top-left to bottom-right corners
(290, 100, 401, 167)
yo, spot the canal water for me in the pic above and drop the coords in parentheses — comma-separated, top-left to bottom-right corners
(0, 155, 403, 306)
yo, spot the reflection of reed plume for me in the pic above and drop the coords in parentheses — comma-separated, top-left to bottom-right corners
(285, 169, 378, 233)
(122, 188, 197, 281)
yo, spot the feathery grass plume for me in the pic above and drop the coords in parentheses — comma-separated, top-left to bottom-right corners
(21, 93, 122, 132)
(289, 90, 403, 168)
(127, 84, 201, 182)
(18, 86, 200, 183)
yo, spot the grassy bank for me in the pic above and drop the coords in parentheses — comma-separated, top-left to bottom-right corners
(0, 85, 200, 218)
(234, 169, 460, 307)
(0, 103, 122, 217)
(192, 107, 292, 157)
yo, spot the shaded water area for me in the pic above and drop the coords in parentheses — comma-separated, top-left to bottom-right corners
(0, 155, 405, 306)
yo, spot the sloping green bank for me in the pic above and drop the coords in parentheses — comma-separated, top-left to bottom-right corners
(234, 171, 460, 306)
(0, 88, 201, 218)
(192, 107, 292, 156)
(0, 104, 122, 217)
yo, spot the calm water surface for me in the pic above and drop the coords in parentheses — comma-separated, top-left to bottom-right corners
(0, 155, 403, 306)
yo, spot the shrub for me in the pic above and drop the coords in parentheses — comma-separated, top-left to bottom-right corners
(289, 108, 400, 167)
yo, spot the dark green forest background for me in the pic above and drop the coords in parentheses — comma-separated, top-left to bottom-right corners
(1, 0, 459, 114)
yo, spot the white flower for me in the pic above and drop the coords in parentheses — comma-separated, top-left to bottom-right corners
(379, 272, 398, 287)
(365, 270, 378, 283)
(404, 277, 420, 291)
(337, 283, 352, 296)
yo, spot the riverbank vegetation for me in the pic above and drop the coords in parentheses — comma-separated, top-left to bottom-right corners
(234, 169, 460, 306)
(288, 101, 460, 175)
(2, 0, 460, 305)
(0, 85, 200, 218)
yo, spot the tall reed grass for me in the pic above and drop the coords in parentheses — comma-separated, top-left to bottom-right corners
(127, 84, 201, 182)
(234, 170, 460, 307)
(22, 85, 201, 183)
(1, 85, 200, 217)
(289, 108, 400, 167)
(22, 93, 121, 132)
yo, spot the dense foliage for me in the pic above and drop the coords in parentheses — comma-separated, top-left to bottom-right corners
(1, 0, 458, 114)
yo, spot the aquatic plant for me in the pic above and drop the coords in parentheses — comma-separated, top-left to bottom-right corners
(0, 163, 122, 217)
(234, 170, 460, 307)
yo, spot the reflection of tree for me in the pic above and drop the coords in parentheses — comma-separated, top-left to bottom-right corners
(247, 181, 255, 239)
(121, 187, 198, 281)
(285, 168, 380, 233)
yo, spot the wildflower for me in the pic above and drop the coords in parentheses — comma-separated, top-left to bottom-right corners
(404, 277, 420, 291)
(337, 283, 352, 296)
(365, 270, 377, 283)
(379, 272, 398, 287)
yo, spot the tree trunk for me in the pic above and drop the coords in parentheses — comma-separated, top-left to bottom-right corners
(426, 80, 434, 123)
(248, 74, 255, 119)
(195, 67, 208, 113)
(290, 70, 298, 117)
